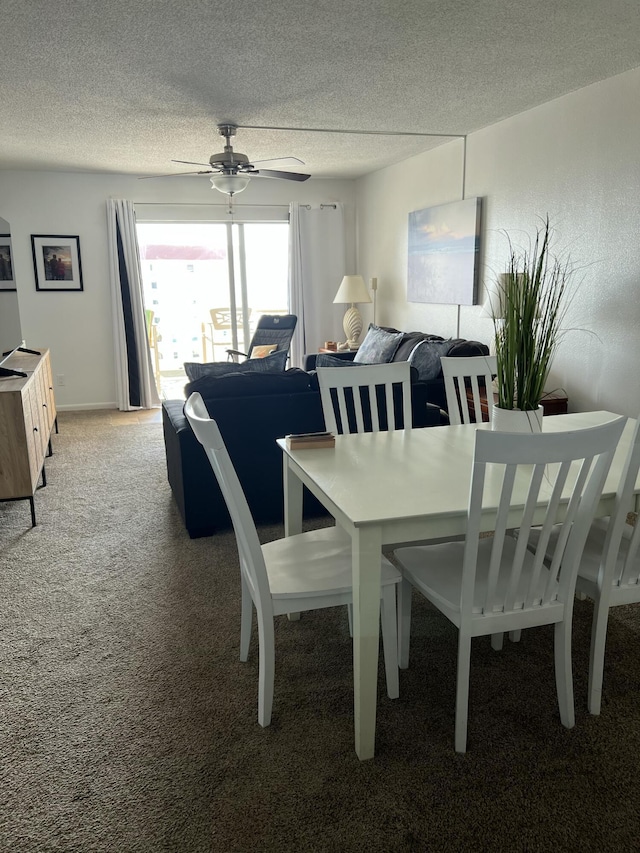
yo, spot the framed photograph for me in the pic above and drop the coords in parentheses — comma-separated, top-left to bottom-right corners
(407, 197, 482, 305)
(31, 235, 84, 292)
(0, 235, 16, 291)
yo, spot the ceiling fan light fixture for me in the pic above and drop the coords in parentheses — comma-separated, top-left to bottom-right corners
(209, 174, 250, 195)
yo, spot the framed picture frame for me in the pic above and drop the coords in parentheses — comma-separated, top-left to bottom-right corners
(407, 197, 482, 306)
(31, 234, 84, 292)
(0, 235, 16, 291)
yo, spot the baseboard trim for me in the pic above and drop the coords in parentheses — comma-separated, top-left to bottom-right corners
(56, 402, 118, 411)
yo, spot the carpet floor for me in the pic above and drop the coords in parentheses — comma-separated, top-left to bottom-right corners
(1, 410, 640, 852)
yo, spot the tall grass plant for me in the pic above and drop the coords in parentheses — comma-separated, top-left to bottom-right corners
(492, 217, 574, 411)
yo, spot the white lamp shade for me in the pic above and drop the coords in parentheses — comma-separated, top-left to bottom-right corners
(333, 275, 372, 305)
(210, 174, 250, 195)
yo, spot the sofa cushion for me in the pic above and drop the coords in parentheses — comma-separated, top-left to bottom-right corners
(408, 338, 491, 381)
(353, 324, 404, 364)
(316, 353, 367, 368)
(408, 340, 454, 381)
(393, 331, 446, 362)
(184, 368, 312, 400)
(303, 351, 356, 371)
(446, 339, 491, 358)
(184, 348, 288, 381)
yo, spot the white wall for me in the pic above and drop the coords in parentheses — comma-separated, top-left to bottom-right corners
(0, 172, 356, 408)
(4, 66, 639, 414)
(356, 66, 640, 417)
(0, 215, 23, 356)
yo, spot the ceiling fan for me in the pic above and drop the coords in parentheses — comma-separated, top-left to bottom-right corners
(142, 123, 311, 195)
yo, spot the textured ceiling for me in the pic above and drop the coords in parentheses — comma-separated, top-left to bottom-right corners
(1, 0, 639, 179)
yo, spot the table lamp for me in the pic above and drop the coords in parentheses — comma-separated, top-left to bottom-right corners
(333, 275, 372, 349)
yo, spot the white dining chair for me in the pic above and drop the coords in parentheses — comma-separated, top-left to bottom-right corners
(530, 416, 640, 715)
(393, 416, 626, 752)
(316, 361, 413, 634)
(441, 355, 498, 425)
(316, 362, 412, 435)
(184, 391, 402, 727)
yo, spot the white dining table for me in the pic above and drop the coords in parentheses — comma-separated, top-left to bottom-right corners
(277, 411, 638, 760)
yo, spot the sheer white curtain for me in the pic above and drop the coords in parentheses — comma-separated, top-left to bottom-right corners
(288, 203, 346, 368)
(107, 199, 160, 410)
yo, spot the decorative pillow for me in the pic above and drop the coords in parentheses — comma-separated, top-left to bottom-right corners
(408, 339, 458, 382)
(184, 349, 288, 382)
(353, 324, 404, 364)
(251, 344, 278, 358)
(315, 353, 365, 368)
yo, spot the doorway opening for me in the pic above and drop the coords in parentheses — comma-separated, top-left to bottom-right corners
(136, 221, 289, 399)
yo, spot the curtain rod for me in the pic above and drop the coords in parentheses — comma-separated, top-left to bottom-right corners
(134, 201, 289, 209)
(301, 204, 337, 209)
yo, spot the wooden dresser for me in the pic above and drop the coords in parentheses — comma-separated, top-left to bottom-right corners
(0, 348, 57, 525)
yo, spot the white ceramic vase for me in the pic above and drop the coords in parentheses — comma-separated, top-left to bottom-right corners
(491, 404, 544, 433)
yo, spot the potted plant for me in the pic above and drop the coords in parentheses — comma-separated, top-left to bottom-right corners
(490, 216, 574, 432)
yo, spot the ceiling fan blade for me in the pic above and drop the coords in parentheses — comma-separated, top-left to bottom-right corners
(252, 169, 310, 182)
(138, 170, 212, 179)
(249, 156, 305, 167)
(171, 159, 212, 167)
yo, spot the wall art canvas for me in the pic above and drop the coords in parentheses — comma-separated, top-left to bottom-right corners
(31, 235, 84, 292)
(407, 197, 482, 305)
(0, 235, 15, 291)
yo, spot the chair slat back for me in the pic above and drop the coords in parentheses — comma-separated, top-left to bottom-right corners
(601, 418, 640, 588)
(441, 355, 497, 425)
(316, 362, 412, 434)
(185, 392, 274, 617)
(620, 520, 640, 587)
(462, 418, 626, 619)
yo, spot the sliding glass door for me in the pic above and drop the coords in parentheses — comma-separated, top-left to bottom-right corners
(136, 220, 289, 398)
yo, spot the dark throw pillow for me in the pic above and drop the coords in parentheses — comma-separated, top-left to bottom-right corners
(393, 332, 445, 363)
(315, 353, 365, 368)
(353, 324, 404, 364)
(408, 339, 456, 381)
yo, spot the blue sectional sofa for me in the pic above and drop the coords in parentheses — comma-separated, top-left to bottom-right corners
(162, 326, 489, 538)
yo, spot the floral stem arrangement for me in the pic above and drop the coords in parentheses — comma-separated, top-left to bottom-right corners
(493, 216, 574, 412)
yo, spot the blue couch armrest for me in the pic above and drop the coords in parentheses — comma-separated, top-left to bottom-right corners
(303, 351, 357, 371)
(162, 391, 327, 538)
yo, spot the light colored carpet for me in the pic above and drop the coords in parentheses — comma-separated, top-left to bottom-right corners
(1, 410, 640, 852)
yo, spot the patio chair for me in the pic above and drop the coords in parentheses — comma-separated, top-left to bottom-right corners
(202, 307, 249, 361)
(226, 313, 297, 362)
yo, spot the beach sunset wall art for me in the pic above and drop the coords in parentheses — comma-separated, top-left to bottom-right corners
(407, 197, 482, 305)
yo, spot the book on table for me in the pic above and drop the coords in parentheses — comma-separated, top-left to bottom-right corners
(285, 431, 336, 450)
